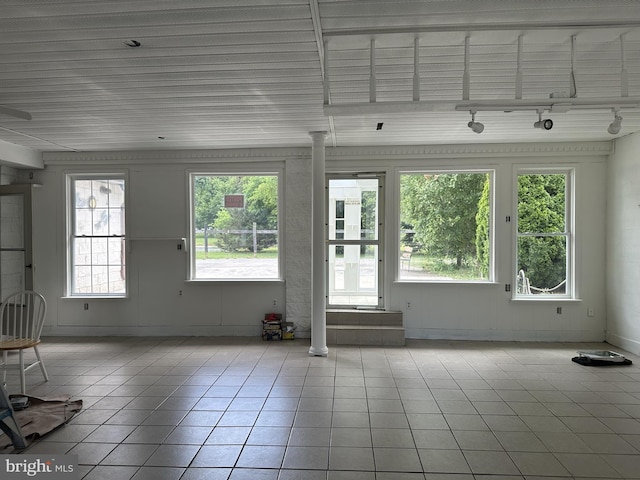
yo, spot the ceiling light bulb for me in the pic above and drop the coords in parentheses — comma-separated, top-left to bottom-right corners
(608, 114, 622, 135)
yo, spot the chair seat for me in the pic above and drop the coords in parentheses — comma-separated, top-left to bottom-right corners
(0, 338, 41, 351)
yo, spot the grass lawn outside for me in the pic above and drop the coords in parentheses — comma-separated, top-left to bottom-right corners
(194, 233, 278, 260)
(409, 253, 487, 281)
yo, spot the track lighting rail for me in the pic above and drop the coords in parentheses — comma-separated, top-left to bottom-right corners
(323, 97, 640, 116)
(455, 98, 640, 113)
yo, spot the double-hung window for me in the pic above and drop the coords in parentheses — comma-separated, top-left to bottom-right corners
(515, 169, 573, 298)
(190, 173, 280, 280)
(399, 170, 493, 282)
(67, 174, 127, 296)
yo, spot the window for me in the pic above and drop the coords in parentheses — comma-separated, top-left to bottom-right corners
(191, 173, 279, 280)
(399, 171, 492, 282)
(515, 170, 572, 298)
(67, 175, 126, 296)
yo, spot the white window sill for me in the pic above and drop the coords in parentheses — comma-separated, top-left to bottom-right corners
(61, 296, 128, 300)
(510, 297, 581, 302)
(394, 280, 499, 285)
(185, 279, 284, 284)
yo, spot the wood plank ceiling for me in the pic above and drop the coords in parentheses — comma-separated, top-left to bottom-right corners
(0, 0, 639, 153)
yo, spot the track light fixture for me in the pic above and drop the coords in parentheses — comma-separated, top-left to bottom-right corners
(467, 111, 484, 133)
(533, 110, 553, 130)
(454, 102, 634, 134)
(608, 109, 623, 135)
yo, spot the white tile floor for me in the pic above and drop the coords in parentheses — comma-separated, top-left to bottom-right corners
(3, 337, 640, 479)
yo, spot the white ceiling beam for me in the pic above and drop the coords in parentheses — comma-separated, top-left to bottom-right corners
(620, 34, 629, 97)
(324, 98, 640, 116)
(0, 139, 43, 169)
(412, 38, 420, 101)
(309, 0, 336, 147)
(323, 20, 640, 37)
(457, 98, 640, 112)
(515, 35, 523, 100)
(324, 101, 456, 116)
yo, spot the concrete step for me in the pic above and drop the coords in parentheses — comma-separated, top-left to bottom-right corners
(326, 310, 404, 346)
(327, 309, 403, 326)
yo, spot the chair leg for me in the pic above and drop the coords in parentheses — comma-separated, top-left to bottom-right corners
(2, 351, 6, 386)
(19, 350, 26, 395)
(34, 346, 49, 382)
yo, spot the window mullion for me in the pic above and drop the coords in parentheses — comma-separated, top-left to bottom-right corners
(517, 232, 567, 237)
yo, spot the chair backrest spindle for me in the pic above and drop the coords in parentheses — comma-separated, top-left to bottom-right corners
(0, 291, 47, 343)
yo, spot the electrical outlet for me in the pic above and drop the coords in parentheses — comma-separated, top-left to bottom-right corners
(556, 306, 562, 314)
(83, 303, 89, 310)
(272, 299, 277, 307)
(587, 307, 594, 317)
(406, 302, 412, 310)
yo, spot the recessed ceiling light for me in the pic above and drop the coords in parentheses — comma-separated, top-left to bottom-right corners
(124, 39, 141, 48)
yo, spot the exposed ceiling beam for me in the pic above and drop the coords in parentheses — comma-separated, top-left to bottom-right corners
(0, 139, 43, 169)
(457, 98, 640, 113)
(324, 98, 640, 117)
(323, 20, 640, 37)
(309, 0, 336, 147)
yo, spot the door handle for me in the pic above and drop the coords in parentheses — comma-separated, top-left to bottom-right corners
(25, 264, 33, 269)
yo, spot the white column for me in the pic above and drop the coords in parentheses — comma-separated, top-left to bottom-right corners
(309, 131, 328, 357)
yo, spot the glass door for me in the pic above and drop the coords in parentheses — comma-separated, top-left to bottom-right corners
(327, 174, 383, 308)
(0, 184, 34, 301)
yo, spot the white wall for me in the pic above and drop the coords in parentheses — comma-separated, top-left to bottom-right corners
(328, 143, 608, 342)
(33, 142, 608, 341)
(606, 131, 640, 354)
(34, 150, 304, 337)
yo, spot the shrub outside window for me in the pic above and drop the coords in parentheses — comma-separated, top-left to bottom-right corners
(68, 175, 126, 296)
(191, 173, 279, 280)
(399, 171, 492, 282)
(515, 170, 572, 298)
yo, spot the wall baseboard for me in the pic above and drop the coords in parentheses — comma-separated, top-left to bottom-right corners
(405, 327, 604, 343)
(43, 326, 605, 343)
(42, 325, 312, 339)
(42, 325, 259, 337)
(606, 332, 640, 356)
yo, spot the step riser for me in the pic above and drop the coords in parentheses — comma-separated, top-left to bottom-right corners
(327, 311, 403, 326)
(326, 310, 405, 346)
(327, 326, 405, 346)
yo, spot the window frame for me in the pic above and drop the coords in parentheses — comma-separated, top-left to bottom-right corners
(188, 170, 283, 282)
(513, 167, 575, 300)
(65, 172, 128, 298)
(397, 168, 495, 283)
